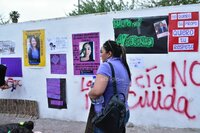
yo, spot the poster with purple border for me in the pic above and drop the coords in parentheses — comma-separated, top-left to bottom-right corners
(50, 54, 67, 74)
(72, 32, 100, 75)
(1, 57, 22, 77)
(46, 78, 67, 109)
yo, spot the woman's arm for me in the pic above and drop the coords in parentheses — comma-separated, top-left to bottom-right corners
(88, 74, 109, 99)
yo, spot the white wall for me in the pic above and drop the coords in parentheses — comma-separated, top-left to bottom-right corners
(0, 4, 200, 128)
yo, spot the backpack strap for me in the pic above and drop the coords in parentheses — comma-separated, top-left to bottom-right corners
(108, 62, 126, 102)
(107, 62, 117, 95)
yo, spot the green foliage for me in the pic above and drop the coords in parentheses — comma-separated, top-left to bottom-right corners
(68, 0, 200, 16)
(139, 0, 200, 8)
(0, 14, 9, 25)
(9, 11, 20, 23)
(68, 0, 129, 16)
(157, 0, 200, 6)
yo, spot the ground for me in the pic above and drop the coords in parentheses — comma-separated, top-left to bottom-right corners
(0, 114, 199, 133)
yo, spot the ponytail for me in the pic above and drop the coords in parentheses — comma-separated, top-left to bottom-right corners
(120, 46, 131, 81)
(103, 40, 131, 81)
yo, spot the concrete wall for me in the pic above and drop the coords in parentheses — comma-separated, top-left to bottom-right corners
(0, 4, 200, 128)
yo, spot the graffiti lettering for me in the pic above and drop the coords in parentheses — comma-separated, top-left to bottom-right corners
(1, 78, 22, 91)
(132, 60, 200, 119)
(171, 60, 187, 87)
(129, 88, 195, 119)
(81, 77, 92, 109)
(81, 60, 199, 119)
(113, 18, 142, 29)
(116, 34, 154, 48)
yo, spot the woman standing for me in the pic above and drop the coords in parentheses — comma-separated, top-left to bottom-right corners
(87, 40, 131, 133)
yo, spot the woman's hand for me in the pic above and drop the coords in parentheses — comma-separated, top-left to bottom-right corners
(89, 74, 109, 99)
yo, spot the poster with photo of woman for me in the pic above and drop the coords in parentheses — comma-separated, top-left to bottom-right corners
(23, 29, 46, 67)
(72, 32, 100, 75)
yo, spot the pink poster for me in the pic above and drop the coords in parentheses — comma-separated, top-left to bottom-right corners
(72, 32, 100, 75)
(169, 12, 199, 52)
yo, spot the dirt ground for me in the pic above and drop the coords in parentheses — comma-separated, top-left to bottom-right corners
(0, 114, 199, 133)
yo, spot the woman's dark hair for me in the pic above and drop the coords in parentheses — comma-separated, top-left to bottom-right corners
(80, 41, 94, 61)
(29, 36, 40, 49)
(103, 40, 131, 80)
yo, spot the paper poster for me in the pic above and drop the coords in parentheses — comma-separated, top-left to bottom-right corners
(169, 12, 199, 52)
(128, 57, 144, 69)
(50, 54, 67, 74)
(47, 37, 68, 53)
(23, 29, 46, 67)
(1, 57, 22, 77)
(113, 16, 168, 54)
(72, 32, 100, 75)
(46, 78, 67, 109)
(0, 40, 15, 55)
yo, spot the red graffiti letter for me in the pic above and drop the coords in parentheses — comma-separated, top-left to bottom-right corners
(171, 60, 187, 87)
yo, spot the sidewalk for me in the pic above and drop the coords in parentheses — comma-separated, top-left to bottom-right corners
(0, 114, 199, 133)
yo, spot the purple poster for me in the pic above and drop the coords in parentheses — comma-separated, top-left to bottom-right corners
(1, 57, 22, 77)
(72, 32, 100, 75)
(46, 78, 67, 109)
(50, 54, 67, 74)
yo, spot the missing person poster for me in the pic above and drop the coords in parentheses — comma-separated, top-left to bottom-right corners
(113, 16, 168, 54)
(23, 29, 46, 67)
(169, 12, 199, 52)
(46, 78, 67, 109)
(50, 54, 67, 74)
(72, 32, 100, 75)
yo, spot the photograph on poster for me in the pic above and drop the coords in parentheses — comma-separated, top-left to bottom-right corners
(154, 20, 168, 39)
(27, 35, 40, 65)
(79, 41, 95, 62)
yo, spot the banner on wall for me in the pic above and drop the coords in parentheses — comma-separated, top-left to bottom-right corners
(50, 54, 67, 74)
(0, 40, 15, 55)
(169, 12, 199, 52)
(72, 32, 100, 75)
(0, 57, 22, 77)
(113, 16, 168, 54)
(23, 29, 46, 67)
(46, 78, 67, 109)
